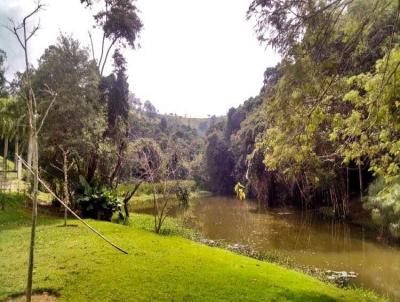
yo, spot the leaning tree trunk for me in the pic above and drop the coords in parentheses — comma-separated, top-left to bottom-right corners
(62, 150, 70, 226)
(3, 137, 8, 179)
(122, 182, 142, 221)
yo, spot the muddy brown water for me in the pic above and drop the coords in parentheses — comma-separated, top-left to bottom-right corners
(134, 196, 400, 301)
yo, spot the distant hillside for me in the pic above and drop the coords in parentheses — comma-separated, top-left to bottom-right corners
(163, 115, 225, 136)
(130, 98, 224, 136)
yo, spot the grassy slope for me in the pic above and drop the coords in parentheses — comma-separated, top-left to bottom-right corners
(0, 194, 383, 302)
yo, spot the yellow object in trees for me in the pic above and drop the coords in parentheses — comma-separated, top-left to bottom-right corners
(234, 182, 246, 201)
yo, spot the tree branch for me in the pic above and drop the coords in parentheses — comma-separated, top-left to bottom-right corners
(26, 23, 40, 42)
(37, 87, 57, 134)
(88, 31, 96, 62)
(100, 38, 117, 75)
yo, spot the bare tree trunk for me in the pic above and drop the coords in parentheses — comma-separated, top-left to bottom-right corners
(26, 128, 38, 302)
(17, 157, 22, 180)
(27, 134, 33, 182)
(62, 149, 70, 227)
(108, 142, 124, 188)
(8, 5, 46, 301)
(3, 137, 8, 179)
(87, 152, 98, 184)
(122, 182, 142, 220)
(153, 186, 158, 233)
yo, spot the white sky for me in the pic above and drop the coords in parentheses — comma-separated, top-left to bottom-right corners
(0, 0, 280, 117)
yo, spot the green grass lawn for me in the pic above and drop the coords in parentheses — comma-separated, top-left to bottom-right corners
(0, 193, 384, 302)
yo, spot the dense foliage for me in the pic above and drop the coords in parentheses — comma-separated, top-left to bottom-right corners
(2, 0, 399, 240)
(202, 0, 400, 238)
(2, 28, 205, 222)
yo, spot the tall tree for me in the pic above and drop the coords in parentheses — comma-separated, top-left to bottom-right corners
(82, 0, 143, 75)
(81, 0, 143, 184)
(100, 49, 131, 187)
(205, 129, 235, 195)
(0, 50, 8, 98)
(32, 35, 105, 225)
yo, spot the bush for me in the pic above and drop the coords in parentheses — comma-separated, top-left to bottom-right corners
(119, 180, 197, 196)
(176, 183, 191, 207)
(365, 177, 400, 238)
(74, 176, 123, 221)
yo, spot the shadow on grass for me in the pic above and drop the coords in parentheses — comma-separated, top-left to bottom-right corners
(5, 288, 60, 302)
(281, 289, 339, 302)
(56, 224, 79, 228)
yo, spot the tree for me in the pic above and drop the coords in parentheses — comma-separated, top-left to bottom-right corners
(160, 116, 168, 131)
(239, 0, 399, 214)
(32, 35, 105, 226)
(330, 47, 400, 232)
(143, 100, 157, 117)
(82, 0, 143, 75)
(0, 50, 8, 98)
(205, 129, 235, 195)
(125, 138, 164, 232)
(7, 3, 57, 301)
(247, 0, 396, 60)
(123, 138, 179, 233)
(0, 52, 13, 180)
(81, 0, 143, 185)
(225, 107, 246, 140)
(0, 97, 22, 179)
(128, 92, 142, 110)
(98, 49, 131, 188)
(365, 177, 400, 238)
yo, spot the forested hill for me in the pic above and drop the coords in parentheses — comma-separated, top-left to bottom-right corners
(202, 0, 400, 240)
(129, 96, 224, 135)
(163, 115, 224, 137)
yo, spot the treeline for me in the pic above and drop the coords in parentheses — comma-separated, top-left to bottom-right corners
(203, 0, 400, 239)
(0, 35, 204, 191)
(0, 0, 204, 225)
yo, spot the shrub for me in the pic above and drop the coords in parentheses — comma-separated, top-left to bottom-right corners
(119, 180, 197, 196)
(365, 177, 400, 238)
(74, 176, 123, 221)
(176, 183, 191, 207)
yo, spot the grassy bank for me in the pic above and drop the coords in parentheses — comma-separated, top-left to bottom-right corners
(0, 193, 385, 301)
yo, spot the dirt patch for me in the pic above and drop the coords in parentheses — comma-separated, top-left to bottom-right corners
(6, 293, 57, 302)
